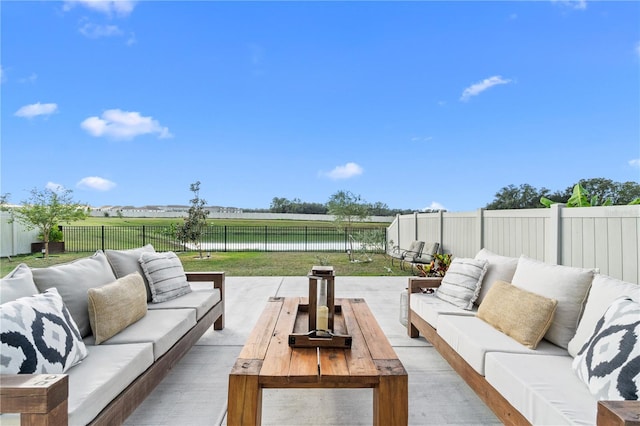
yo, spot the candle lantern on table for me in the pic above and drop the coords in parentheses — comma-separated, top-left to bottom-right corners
(288, 265, 352, 348)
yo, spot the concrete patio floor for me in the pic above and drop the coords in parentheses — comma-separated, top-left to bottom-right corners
(124, 276, 500, 426)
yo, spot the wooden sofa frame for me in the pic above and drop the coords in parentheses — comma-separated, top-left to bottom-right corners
(0, 271, 225, 426)
(406, 277, 640, 426)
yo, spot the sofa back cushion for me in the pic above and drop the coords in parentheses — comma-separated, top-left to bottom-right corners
(473, 248, 519, 306)
(511, 256, 595, 349)
(477, 280, 557, 349)
(1, 263, 39, 304)
(0, 288, 87, 374)
(105, 244, 156, 301)
(436, 257, 488, 310)
(568, 274, 640, 357)
(88, 273, 148, 344)
(32, 251, 117, 338)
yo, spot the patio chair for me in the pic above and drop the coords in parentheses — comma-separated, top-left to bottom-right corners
(389, 240, 424, 268)
(406, 241, 440, 272)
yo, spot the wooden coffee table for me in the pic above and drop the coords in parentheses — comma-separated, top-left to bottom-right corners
(228, 297, 408, 426)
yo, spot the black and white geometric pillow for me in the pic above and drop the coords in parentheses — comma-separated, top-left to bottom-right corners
(573, 297, 640, 400)
(0, 288, 88, 374)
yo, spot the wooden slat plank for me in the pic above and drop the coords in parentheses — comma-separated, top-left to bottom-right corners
(341, 299, 379, 380)
(289, 348, 319, 383)
(319, 348, 349, 380)
(259, 297, 301, 384)
(350, 298, 397, 360)
(238, 297, 284, 360)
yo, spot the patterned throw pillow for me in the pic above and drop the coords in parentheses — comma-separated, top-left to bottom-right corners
(572, 297, 640, 400)
(0, 288, 88, 374)
(138, 251, 192, 303)
(435, 257, 488, 310)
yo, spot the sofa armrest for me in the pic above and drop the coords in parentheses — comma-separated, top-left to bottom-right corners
(0, 374, 68, 425)
(408, 276, 443, 293)
(185, 271, 225, 330)
(598, 401, 640, 425)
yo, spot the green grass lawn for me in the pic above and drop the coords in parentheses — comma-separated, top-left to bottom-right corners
(0, 251, 412, 277)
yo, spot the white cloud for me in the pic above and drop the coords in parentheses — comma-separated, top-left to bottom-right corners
(15, 102, 58, 118)
(81, 109, 172, 140)
(629, 159, 640, 168)
(460, 75, 512, 102)
(77, 176, 116, 191)
(18, 73, 38, 84)
(79, 21, 123, 38)
(0, 65, 6, 84)
(411, 136, 433, 143)
(553, 0, 587, 10)
(63, 1, 136, 17)
(126, 32, 137, 46)
(45, 182, 65, 193)
(422, 202, 446, 212)
(322, 162, 364, 180)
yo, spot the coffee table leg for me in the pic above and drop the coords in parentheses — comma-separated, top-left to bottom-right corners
(228, 360, 263, 426)
(373, 361, 408, 426)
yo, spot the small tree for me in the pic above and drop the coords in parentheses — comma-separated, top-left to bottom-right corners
(327, 190, 370, 261)
(0, 188, 88, 257)
(175, 181, 210, 258)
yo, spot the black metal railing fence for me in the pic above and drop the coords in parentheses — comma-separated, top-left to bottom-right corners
(60, 225, 388, 253)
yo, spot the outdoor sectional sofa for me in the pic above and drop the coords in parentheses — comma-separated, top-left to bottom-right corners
(0, 245, 225, 425)
(408, 248, 640, 425)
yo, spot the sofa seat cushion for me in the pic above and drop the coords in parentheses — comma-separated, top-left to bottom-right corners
(31, 251, 118, 338)
(437, 315, 567, 375)
(485, 352, 596, 425)
(410, 293, 476, 329)
(146, 287, 221, 320)
(85, 309, 196, 360)
(69, 342, 154, 426)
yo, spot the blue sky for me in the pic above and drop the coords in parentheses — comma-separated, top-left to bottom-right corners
(2, 0, 639, 212)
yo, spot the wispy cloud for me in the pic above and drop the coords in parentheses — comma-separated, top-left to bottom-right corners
(81, 109, 172, 140)
(411, 136, 433, 143)
(18, 73, 38, 84)
(63, 1, 136, 17)
(552, 0, 587, 10)
(423, 202, 446, 212)
(77, 176, 117, 191)
(460, 75, 512, 102)
(15, 102, 58, 118)
(79, 21, 123, 38)
(321, 162, 364, 180)
(629, 158, 640, 168)
(0, 65, 6, 84)
(46, 182, 65, 193)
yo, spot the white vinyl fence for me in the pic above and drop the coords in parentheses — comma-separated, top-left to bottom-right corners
(0, 212, 40, 258)
(387, 204, 640, 284)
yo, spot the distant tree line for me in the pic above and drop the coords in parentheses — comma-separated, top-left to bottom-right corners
(243, 197, 417, 216)
(486, 178, 640, 210)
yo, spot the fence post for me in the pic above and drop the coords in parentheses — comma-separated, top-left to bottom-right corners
(548, 203, 564, 265)
(438, 210, 444, 252)
(265, 226, 268, 251)
(224, 225, 227, 252)
(414, 212, 418, 240)
(476, 208, 484, 253)
(305, 226, 308, 251)
(142, 225, 146, 246)
(101, 226, 105, 251)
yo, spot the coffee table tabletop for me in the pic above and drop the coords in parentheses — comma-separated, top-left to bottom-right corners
(228, 297, 408, 426)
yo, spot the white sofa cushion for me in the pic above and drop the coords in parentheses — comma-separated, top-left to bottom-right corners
(32, 251, 118, 338)
(568, 274, 640, 357)
(105, 244, 156, 301)
(437, 315, 567, 375)
(147, 286, 221, 320)
(70, 342, 154, 426)
(473, 248, 519, 305)
(485, 352, 596, 425)
(410, 293, 476, 329)
(85, 308, 196, 360)
(511, 256, 595, 349)
(436, 257, 488, 310)
(0, 263, 38, 304)
(572, 297, 640, 401)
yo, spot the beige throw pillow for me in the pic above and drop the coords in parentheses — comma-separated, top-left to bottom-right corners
(477, 280, 558, 349)
(87, 273, 148, 344)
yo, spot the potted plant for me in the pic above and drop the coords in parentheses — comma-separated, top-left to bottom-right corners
(31, 227, 65, 255)
(414, 253, 452, 277)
